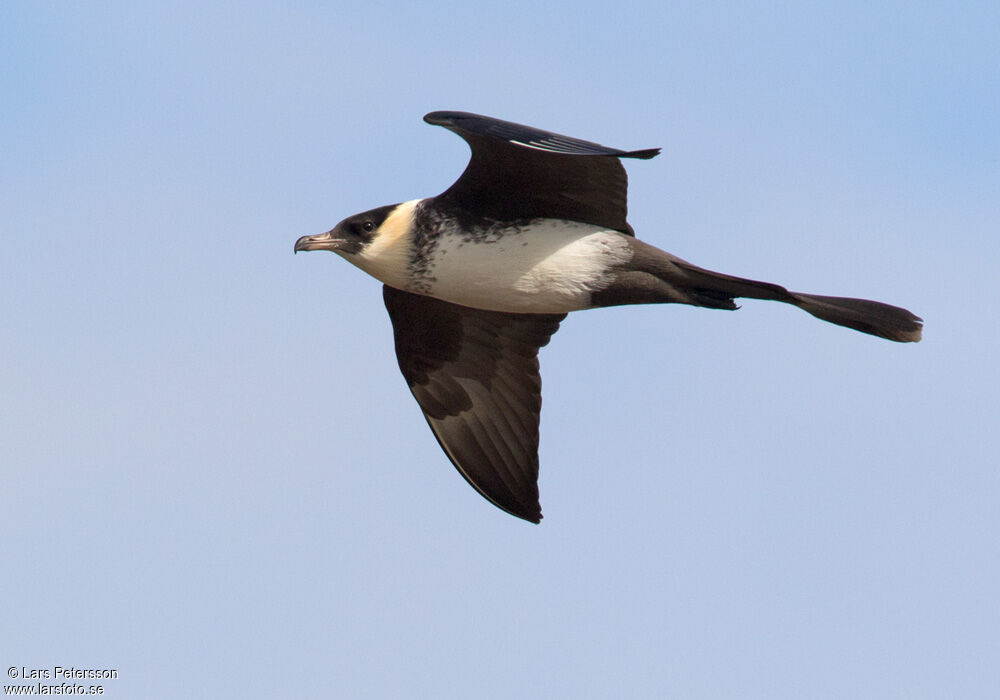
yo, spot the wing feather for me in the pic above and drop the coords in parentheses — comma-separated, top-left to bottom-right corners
(423, 110, 659, 233)
(383, 285, 565, 522)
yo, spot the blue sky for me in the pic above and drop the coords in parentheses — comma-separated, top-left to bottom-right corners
(2, 2, 998, 698)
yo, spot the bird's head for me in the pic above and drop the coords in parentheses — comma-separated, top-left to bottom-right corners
(294, 204, 402, 258)
(294, 200, 419, 289)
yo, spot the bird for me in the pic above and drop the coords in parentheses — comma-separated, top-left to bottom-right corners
(295, 110, 922, 524)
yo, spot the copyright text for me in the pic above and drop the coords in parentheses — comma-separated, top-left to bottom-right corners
(5, 667, 118, 696)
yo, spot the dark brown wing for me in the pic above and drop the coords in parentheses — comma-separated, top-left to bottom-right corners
(383, 285, 565, 523)
(424, 111, 659, 234)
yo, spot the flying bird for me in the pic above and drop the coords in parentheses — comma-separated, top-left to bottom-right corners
(295, 111, 922, 523)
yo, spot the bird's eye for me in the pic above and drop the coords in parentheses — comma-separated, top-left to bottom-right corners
(361, 220, 375, 233)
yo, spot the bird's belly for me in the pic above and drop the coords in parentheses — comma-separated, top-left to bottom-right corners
(418, 222, 633, 313)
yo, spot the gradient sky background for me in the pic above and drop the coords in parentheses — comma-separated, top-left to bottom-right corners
(3, 3, 998, 698)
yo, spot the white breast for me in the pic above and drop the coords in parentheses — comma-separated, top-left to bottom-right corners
(423, 220, 633, 313)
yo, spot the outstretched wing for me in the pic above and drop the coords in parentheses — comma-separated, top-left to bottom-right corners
(383, 285, 565, 523)
(424, 110, 659, 234)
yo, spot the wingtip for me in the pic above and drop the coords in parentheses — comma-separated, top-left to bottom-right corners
(491, 493, 543, 524)
(423, 110, 448, 125)
(520, 510, 542, 525)
(504, 499, 542, 524)
(424, 110, 476, 126)
(624, 147, 661, 160)
(424, 111, 661, 162)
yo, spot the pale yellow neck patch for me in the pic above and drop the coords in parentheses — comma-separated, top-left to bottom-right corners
(353, 198, 421, 288)
(373, 199, 420, 252)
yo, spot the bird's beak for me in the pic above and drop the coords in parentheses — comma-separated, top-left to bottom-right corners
(294, 230, 342, 254)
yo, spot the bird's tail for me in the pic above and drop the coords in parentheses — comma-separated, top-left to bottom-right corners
(785, 292, 922, 343)
(663, 256, 923, 343)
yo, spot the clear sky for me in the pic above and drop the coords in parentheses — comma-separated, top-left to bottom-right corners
(3, 2, 998, 698)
